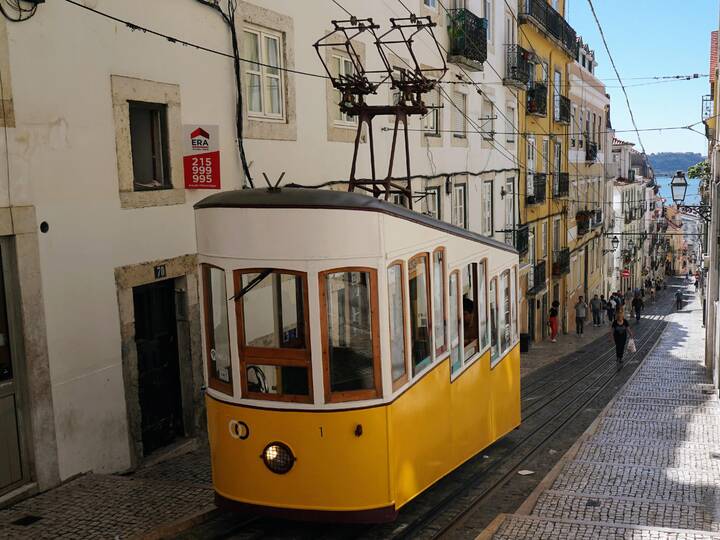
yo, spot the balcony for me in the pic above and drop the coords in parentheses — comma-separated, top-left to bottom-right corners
(504, 44, 531, 88)
(591, 209, 603, 228)
(447, 8, 487, 71)
(702, 94, 714, 122)
(552, 248, 570, 277)
(585, 141, 598, 162)
(555, 95, 571, 124)
(526, 173, 547, 205)
(527, 83, 547, 116)
(505, 224, 530, 255)
(519, 0, 579, 58)
(527, 260, 547, 296)
(624, 209, 634, 224)
(576, 210, 591, 236)
(554, 172, 569, 197)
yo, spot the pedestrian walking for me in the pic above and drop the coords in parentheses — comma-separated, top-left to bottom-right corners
(676, 289, 683, 310)
(650, 286, 656, 303)
(611, 310, 634, 371)
(632, 295, 644, 323)
(548, 300, 559, 343)
(590, 294, 602, 327)
(625, 288, 634, 316)
(606, 295, 617, 324)
(574, 296, 588, 336)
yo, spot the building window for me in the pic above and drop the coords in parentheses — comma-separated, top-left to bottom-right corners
(243, 27, 284, 119)
(553, 70, 562, 122)
(554, 142, 562, 180)
(129, 102, 170, 191)
(453, 92, 467, 138)
(425, 186, 441, 220)
(387, 263, 407, 388)
(424, 0, 437, 8)
(541, 138, 549, 173)
(423, 89, 441, 136)
(202, 265, 232, 395)
(462, 263, 479, 360)
(236, 270, 311, 402)
(391, 193, 408, 207)
(505, 177, 514, 230)
(320, 269, 381, 402)
(571, 104, 577, 147)
(483, 180, 494, 236)
(332, 55, 357, 126)
(489, 277, 498, 363)
(484, 0, 493, 43)
(452, 183, 467, 229)
(481, 97, 494, 140)
(409, 254, 433, 375)
(433, 249, 447, 357)
(449, 271, 462, 375)
(506, 105, 515, 143)
(541, 221, 547, 258)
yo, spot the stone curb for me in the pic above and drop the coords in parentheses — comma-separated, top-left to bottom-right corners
(136, 505, 220, 540)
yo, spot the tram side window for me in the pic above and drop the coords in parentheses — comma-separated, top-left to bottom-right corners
(321, 269, 381, 401)
(433, 249, 447, 357)
(409, 254, 433, 375)
(236, 270, 311, 401)
(462, 263, 479, 361)
(478, 260, 489, 351)
(489, 277, 499, 363)
(498, 270, 511, 363)
(202, 265, 233, 395)
(449, 271, 462, 375)
(388, 263, 408, 387)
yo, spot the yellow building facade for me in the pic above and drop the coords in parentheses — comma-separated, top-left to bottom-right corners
(516, 0, 577, 342)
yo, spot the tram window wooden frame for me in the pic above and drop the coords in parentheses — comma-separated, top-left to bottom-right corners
(432, 247, 448, 358)
(408, 253, 434, 376)
(387, 261, 410, 391)
(202, 264, 233, 396)
(478, 258, 490, 354)
(319, 267, 382, 403)
(449, 269, 463, 378)
(489, 276, 499, 365)
(233, 269, 313, 404)
(461, 262, 479, 363)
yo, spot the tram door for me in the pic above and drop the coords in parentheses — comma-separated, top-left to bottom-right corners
(0, 244, 25, 495)
(133, 280, 184, 456)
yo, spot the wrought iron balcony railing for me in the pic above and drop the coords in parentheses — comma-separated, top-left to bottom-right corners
(527, 83, 547, 116)
(555, 94, 571, 124)
(592, 208, 603, 228)
(504, 44, 531, 88)
(585, 140, 598, 162)
(519, 0, 579, 58)
(576, 210, 591, 236)
(527, 260, 547, 296)
(447, 8, 487, 71)
(505, 224, 530, 255)
(554, 172, 569, 197)
(526, 172, 547, 205)
(552, 248, 570, 277)
(702, 94, 714, 122)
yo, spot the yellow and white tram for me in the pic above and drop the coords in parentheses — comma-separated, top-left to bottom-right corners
(195, 188, 521, 522)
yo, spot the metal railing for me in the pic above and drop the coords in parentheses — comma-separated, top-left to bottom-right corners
(703, 94, 714, 122)
(527, 83, 547, 116)
(505, 224, 529, 255)
(504, 44, 530, 87)
(447, 8, 487, 71)
(555, 94, 570, 123)
(527, 260, 547, 295)
(576, 211, 590, 235)
(526, 173, 547, 204)
(592, 208, 603, 227)
(554, 172, 569, 197)
(519, 0, 579, 58)
(552, 248, 570, 276)
(585, 140, 598, 162)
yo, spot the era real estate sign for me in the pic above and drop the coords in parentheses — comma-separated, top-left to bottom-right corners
(183, 125, 221, 189)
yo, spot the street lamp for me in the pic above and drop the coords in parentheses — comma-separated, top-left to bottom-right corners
(671, 170, 688, 205)
(603, 235, 619, 255)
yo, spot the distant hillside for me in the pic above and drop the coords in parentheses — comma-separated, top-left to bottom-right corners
(648, 152, 706, 176)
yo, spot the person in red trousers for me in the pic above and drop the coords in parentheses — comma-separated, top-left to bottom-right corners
(549, 300, 560, 342)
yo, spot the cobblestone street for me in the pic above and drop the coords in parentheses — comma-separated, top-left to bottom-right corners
(484, 282, 720, 539)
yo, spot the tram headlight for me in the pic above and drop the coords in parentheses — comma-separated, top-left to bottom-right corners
(261, 442, 295, 474)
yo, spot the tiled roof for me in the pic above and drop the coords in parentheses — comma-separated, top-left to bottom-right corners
(612, 137, 635, 146)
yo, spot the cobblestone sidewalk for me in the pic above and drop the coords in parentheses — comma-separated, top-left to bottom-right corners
(484, 282, 720, 539)
(0, 445, 214, 539)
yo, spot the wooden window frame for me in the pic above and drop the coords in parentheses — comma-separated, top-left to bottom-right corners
(478, 258, 490, 354)
(319, 267, 382, 403)
(497, 269, 512, 363)
(489, 276, 499, 363)
(462, 262, 479, 362)
(243, 26, 286, 121)
(388, 261, 410, 391)
(408, 253, 434, 376)
(202, 264, 233, 396)
(233, 269, 313, 404)
(449, 269, 463, 378)
(432, 247, 448, 358)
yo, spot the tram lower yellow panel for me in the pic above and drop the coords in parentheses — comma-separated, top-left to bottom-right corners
(206, 344, 521, 514)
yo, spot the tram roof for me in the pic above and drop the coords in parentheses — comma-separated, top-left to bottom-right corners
(195, 188, 517, 254)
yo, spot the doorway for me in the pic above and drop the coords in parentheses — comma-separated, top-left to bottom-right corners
(0, 243, 27, 495)
(541, 293, 548, 339)
(133, 280, 184, 456)
(528, 298, 536, 341)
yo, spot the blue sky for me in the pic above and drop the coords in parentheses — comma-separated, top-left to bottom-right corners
(566, 0, 717, 155)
